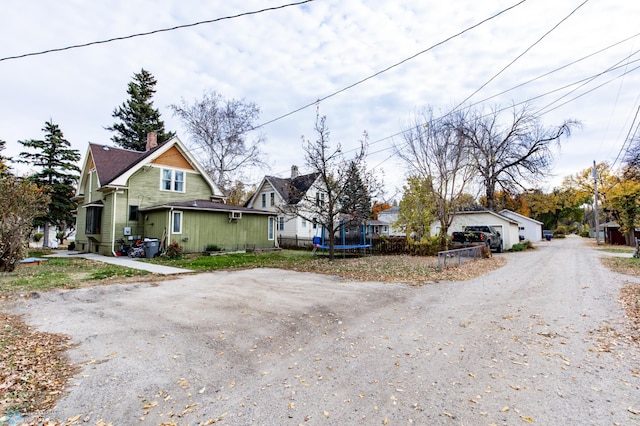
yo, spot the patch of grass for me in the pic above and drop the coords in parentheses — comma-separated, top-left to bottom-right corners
(0, 257, 149, 297)
(149, 250, 315, 271)
(601, 256, 640, 277)
(598, 247, 634, 254)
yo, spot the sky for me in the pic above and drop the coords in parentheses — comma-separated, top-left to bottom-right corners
(2, 0, 640, 201)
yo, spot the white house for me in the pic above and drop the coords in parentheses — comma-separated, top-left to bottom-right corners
(430, 210, 520, 251)
(247, 166, 322, 242)
(377, 206, 405, 236)
(499, 209, 543, 242)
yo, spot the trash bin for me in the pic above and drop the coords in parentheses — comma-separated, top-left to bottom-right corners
(545, 234, 552, 241)
(143, 238, 159, 258)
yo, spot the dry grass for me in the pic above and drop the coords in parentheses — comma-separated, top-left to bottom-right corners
(288, 254, 507, 285)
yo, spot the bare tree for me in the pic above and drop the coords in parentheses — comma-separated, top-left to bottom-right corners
(289, 112, 373, 260)
(460, 104, 579, 210)
(170, 90, 267, 193)
(394, 108, 475, 247)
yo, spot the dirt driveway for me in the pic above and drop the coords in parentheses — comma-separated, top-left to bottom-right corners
(10, 236, 640, 425)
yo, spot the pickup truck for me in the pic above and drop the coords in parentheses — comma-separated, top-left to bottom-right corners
(451, 225, 503, 252)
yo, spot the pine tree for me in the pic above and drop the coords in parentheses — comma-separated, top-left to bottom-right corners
(107, 68, 175, 151)
(0, 139, 10, 176)
(18, 121, 81, 247)
(339, 160, 372, 231)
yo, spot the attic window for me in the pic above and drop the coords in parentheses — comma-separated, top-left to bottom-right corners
(161, 169, 185, 193)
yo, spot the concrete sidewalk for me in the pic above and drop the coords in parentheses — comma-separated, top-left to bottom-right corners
(45, 251, 193, 275)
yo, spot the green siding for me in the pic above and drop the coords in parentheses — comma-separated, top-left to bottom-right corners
(75, 160, 266, 256)
(145, 210, 274, 253)
(128, 167, 212, 209)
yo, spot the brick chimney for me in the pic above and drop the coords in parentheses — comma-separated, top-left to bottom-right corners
(145, 132, 158, 151)
(291, 165, 299, 178)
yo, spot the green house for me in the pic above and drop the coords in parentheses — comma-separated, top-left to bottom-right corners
(74, 135, 276, 256)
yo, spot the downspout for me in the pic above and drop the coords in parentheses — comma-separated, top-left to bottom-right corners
(168, 207, 174, 247)
(111, 190, 118, 257)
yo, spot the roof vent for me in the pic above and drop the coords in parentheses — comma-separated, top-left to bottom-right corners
(103, 146, 110, 151)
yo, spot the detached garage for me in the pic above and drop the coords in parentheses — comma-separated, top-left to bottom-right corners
(431, 210, 520, 251)
(499, 209, 543, 242)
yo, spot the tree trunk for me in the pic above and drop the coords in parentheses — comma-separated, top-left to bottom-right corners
(43, 221, 50, 248)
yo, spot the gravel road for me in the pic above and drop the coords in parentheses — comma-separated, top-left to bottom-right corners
(11, 235, 640, 425)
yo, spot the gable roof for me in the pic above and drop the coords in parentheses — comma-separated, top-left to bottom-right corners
(253, 172, 320, 205)
(78, 137, 224, 198)
(88, 143, 146, 186)
(499, 209, 544, 225)
(453, 209, 520, 225)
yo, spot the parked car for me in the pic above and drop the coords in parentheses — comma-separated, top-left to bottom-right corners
(452, 225, 503, 252)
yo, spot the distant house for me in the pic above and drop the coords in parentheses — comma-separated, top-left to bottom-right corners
(366, 219, 389, 236)
(430, 210, 520, 251)
(247, 166, 322, 242)
(74, 134, 276, 256)
(377, 206, 404, 236)
(499, 209, 543, 242)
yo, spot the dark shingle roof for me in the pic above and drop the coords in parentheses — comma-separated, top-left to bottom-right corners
(267, 172, 320, 204)
(89, 143, 146, 186)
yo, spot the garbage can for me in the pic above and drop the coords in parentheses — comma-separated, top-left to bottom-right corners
(143, 238, 159, 258)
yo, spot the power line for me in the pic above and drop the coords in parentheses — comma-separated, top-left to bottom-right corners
(0, 0, 316, 63)
(449, 0, 590, 114)
(611, 105, 640, 168)
(253, 0, 528, 130)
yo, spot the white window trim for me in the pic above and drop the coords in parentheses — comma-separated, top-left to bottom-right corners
(268, 217, 275, 240)
(172, 210, 183, 234)
(161, 168, 186, 193)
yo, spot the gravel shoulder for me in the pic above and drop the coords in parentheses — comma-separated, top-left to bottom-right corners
(8, 235, 640, 425)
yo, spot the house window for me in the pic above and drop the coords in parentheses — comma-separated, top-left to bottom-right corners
(162, 169, 185, 192)
(301, 219, 307, 228)
(268, 217, 275, 240)
(270, 192, 275, 206)
(278, 216, 285, 231)
(85, 206, 102, 234)
(129, 205, 139, 221)
(261, 193, 267, 208)
(316, 192, 325, 207)
(172, 211, 182, 234)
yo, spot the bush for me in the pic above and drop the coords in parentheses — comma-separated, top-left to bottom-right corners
(32, 233, 43, 242)
(579, 230, 590, 238)
(511, 243, 527, 252)
(553, 225, 567, 237)
(166, 242, 183, 259)
(407, 236, 442, 256)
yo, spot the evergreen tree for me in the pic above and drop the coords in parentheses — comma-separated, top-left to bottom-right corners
(107, 68, 175, 151)
(0, 139, 10, 176)
(339, 160, 372, 230)
(18, 120, 81, 247)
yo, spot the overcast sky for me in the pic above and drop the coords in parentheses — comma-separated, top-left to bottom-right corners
(2, 0, 640, 200)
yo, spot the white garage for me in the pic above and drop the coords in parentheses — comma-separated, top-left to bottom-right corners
(431, 210, 521, 251)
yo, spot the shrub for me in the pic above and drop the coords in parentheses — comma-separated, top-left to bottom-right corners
(166, 242, 183, 259)
(407, 236, 442, 256)
(511, 243, 527, 252)
(579, 230, 590, 238)
(32, 233, 43, 242)
(553, 225, 567, 237)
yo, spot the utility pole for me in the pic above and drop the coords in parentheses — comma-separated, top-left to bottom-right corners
(593, 160, 600, 245)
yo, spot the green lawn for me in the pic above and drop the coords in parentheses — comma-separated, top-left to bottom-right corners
(0, 252, 149, 297)
(147, 249, 318, 271)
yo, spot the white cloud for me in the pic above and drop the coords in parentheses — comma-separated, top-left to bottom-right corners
(2, 0, 640, 196)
